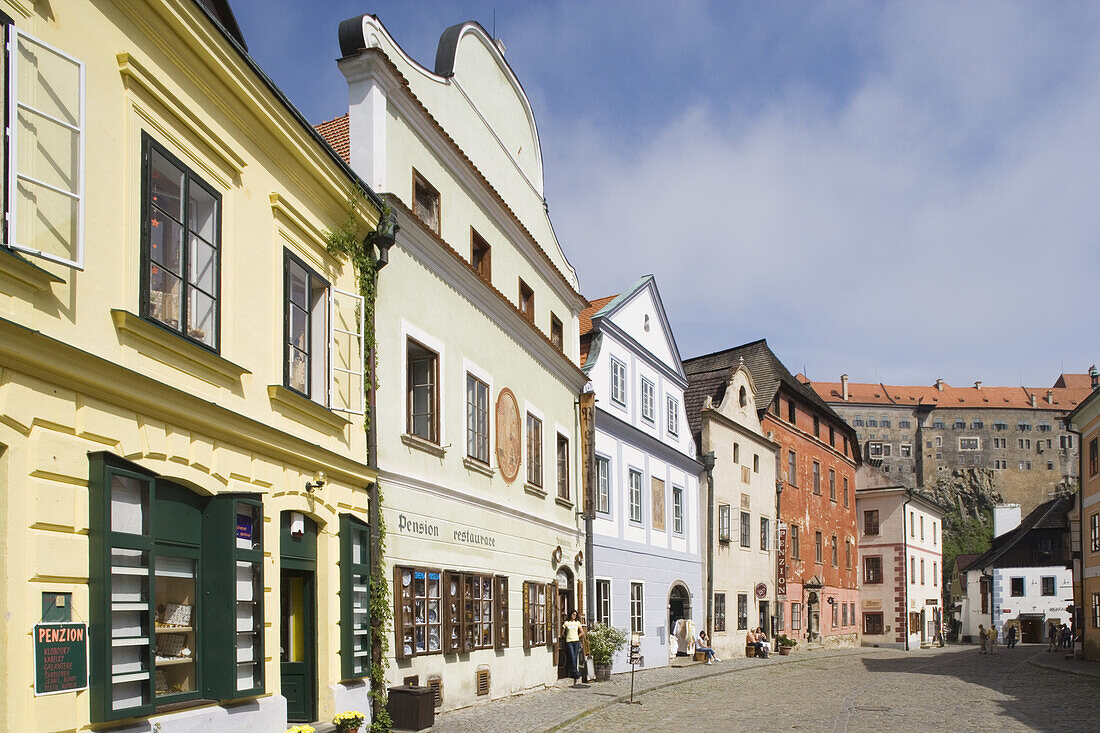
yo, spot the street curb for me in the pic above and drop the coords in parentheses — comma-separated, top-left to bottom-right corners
(537, 648, 888, 733)
(1027, 658, 1100, 680)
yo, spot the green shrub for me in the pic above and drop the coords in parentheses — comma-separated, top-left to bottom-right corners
(586, 624, 629, 665)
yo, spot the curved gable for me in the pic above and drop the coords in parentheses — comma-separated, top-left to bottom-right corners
(435, 22, 544, 195)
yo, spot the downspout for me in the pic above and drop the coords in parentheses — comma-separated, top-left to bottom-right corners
(903, 488, 912, 651)
(703, 451, 716, 635)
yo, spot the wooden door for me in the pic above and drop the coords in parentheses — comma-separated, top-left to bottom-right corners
(280, 569, 316, 722)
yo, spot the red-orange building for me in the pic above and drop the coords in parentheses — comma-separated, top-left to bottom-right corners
(685, 340, 861, 647)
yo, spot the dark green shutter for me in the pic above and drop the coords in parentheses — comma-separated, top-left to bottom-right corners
(340, 514, 370, 679)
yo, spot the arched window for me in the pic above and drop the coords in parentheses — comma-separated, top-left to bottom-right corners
(739, 386, 748, 407)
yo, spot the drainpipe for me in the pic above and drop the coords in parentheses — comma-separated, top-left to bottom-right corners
(902, 488, 912, 651)
(703, 451, 716, 636)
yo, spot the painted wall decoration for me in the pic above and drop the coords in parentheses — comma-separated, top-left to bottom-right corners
(495, 387, 521, 483)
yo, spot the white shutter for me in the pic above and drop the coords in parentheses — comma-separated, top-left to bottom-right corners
(6, 28, 85, 268)
(329, 287, 365, 415)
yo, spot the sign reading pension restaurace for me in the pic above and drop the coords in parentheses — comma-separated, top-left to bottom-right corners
(34, 623, 88, 695)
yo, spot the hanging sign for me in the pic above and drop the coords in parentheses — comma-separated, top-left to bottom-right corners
(34, 623, 88, 695)
(579, 392, 596, 518)
(755, 583, 768, 599)
(777, 525, 788, 599)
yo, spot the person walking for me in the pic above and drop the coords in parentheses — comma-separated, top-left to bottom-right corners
(1007, 624, 1017, 649)
(987, 624, 996, 653)
(978, 624, 987, 654)
(562, 610, 586, 685)
(1047, 621, 1058, 652)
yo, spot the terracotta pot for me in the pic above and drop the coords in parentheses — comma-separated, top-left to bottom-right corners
(779, 645, 792, 656)
(337, 726, 360, 733)
(594, 663, 612, 682)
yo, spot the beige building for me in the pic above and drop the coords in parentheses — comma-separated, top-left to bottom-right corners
(321, 15, 590, 711)
(0, 1, 388, 731)
(1065, 369, 1100, 659)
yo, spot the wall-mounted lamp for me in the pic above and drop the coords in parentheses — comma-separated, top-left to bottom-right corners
(552, 545, 563, 565)
(305, 471, 327, 493)
(574, 551, 584, 567)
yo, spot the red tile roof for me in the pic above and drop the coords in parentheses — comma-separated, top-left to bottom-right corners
(808, 377, 1092, 412)
(579, 294, 618, 337)
(1054, 373, 1093, 389)
(314, 114, 350, 163)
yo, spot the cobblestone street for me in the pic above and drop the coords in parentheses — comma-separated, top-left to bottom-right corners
(433, 645, 1100, 733)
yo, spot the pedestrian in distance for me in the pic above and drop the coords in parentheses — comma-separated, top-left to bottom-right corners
(987, 624, 996, 653)
(746, 628, 766, 658)
(978, 624, 987, 654)
(695, 630, 720, 664)
(562, 610, 586, 685)
(1007, 624, 1017, 649)
(1047, 621, 1058, 652)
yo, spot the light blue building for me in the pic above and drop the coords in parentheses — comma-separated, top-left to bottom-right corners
(580, 276, 704, 672)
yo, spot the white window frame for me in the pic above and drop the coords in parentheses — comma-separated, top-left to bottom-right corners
(628, 468, 643, 524)
(959, 437, 980, 451)
(329, 287, 365, 414)
(666, 394, 679, 436)
(641, 377, 655, 423)
(7, 28, 86, 268)
(610, 358, 627, 406)
(672, 485, 684, 535)
(595, 454, 610, 515)
(629, 581, 644, 635)
(595, 578, 612, 626)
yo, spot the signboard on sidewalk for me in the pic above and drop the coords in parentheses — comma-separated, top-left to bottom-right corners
(34, 623, 88, 695)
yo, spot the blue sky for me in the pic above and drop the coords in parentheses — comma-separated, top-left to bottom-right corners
(232, 1, 1100, 388)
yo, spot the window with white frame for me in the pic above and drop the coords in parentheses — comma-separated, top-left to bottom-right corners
(672, 486, 684, 534)
(611, 358, 627, 406)
(717, 504, 730, 542)
(959, 437, 980, 451)
(406, 339, 439, 442)
(595, 455, 610, 514)
(630, 582, 644, 635)
(667, 395, 679, 435)
(596, 579, 611, 626)
(791, 602, 802, 630)
(466, 374, 489, 464)
(901, 443, 912, 458)
(6, 28, 86, 269)
(628, 469, 643, 523)
(641, 378, 655, 423)
(760, 516, 770, 551)
(556, 434, 570, 501)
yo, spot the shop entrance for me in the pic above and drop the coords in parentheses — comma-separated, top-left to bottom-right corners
(1019, 616, 1043, 643)
(806, 592, 819, 642)
(281, 513, 318, 723)
(668, 583, 692, 655)
(758, 601, 770, 637)
(556, 566, 575, 679)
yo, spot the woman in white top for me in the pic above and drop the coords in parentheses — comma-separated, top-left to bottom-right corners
(562, 610, 586, 684)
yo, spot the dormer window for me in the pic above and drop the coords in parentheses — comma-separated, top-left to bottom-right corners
(471, 228, 491, 281)
(550, 314, 563, 350)
(518, 279, 534, 322)
(413, 170, 440, 233)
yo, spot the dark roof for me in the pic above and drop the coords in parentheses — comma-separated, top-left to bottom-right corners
(961, 494, 1073, 572)
(954, 553, 981, 570)
(197, 0, 247, 50)
(683, 339, 856, 446)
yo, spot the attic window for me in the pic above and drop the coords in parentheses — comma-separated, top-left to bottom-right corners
(644, 314, 650, 332)
(739, 386, 747, 407)
(413, 170, 440, 233)
(471, 229, 491, 281)
(518, 279, 534, 322)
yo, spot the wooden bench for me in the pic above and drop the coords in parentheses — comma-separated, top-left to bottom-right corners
(693, 650, 707, 662)
(745, 645, 757, 658)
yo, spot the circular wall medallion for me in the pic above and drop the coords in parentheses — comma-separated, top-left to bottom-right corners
(755, 582, 768, 599)
(495, 387, 522, 483)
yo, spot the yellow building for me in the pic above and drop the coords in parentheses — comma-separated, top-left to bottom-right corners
(0, 1, 387, 730)
(1066, 369, 1100, 660)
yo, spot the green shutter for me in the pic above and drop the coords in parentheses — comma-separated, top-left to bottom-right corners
(340, 514, 371, 679)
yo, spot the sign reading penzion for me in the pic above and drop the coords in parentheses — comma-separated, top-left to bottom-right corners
(34, 622, 88, 695)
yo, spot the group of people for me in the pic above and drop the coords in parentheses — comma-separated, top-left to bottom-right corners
(1048, 621, 1074, 651)
(976, 623, 998, 653)
(976, 620, 1077, 654)
(694, 627, 772, 662)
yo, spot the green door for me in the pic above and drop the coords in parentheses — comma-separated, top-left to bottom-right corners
(281, 568, 316, 722)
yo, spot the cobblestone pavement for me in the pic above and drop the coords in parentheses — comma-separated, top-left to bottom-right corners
(432, 645, 1100, 733)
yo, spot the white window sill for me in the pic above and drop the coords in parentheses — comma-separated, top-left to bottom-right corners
(401, 433, 446, 458)
(463, 457, 494, 478)
(524, 482, 547, 498)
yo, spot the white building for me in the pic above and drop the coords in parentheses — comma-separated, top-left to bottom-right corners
(959, 498, 1075, 644)
(687, 359, 780, 659)
(855, 467, 944, 649)
(581, 276, 704, 672)
(324, 16, 590, 710)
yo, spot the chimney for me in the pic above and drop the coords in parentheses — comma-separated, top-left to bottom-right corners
(1030, 394, 1037, 408)
(935, 379, 944, 391)
(974, 381, 982, 390)
(1091, 365, 1098, 390)
(1046, 389, 1054, 404)
(993, 504, 1022, 539)
(841, 374, 849, 401)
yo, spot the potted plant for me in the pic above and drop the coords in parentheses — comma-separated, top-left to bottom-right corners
(333, 711, 366, 733)
(286, 726, 315, 733)
(776, 634, 797, 655)
(586, 623, 629, 681)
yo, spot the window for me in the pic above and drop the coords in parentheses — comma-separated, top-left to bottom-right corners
(412, 170, 440, 232)
(143, 136, 220, 349)
(667, 395, 679, 436)
(406, 340, 439, 442)
(714, 593, 726, 632)
(449, 573, 499, 653)
(1018, 421, 1032, 431)
(1091, 439, 1098, 477)
(760, 517, 770, 551)
(920, 558, 925, 584)
(881, 416, 891, 428)
(630, 583, 644, 635)
(829, 426, 835, 447)
(89, 456, 264, 721)
(813, 416, 820, 437)
(864, 510, 879, 535)
(910, 511, 915, 537)
(853, 416, 864, 427)
(899, 419, 911, 429)
(629, 470, 644, 523)
(828, 469, 836, 501)
(1062, 435, 1075, 449)
(787, 399, 796, 423)
(864, 556, 883, 584)
(867, 441, 883, 459)
(901, 443, 912, 458)
(790, 524, 800, 559)
(466, 374, 489, 464)
(1041, 576, 1056, 596)
(933, 562, 938, 586)
(1093, 594, 1100, 630)
(920, 516, 925, 541)
(1018, 438, 1032, 450)
(556, 434, 570, 501)
(812, 462, 821, 494)
(596, 579, 611, 626)
(933, 521, 938, 545)
(470, 228, 491, 280)
(341, 516, 371, 678)
(717, 504, 731, 542)
(610, 358, 627, 406)
(972, 419, 984, 429)
(594, 455, 609, 514)
(933, 418, 945, 429)
(993, 420, 1008, 431)
(775, 603, 784, 632)
(787, 451, 797, 486)
(740, 511, 751, 548)
(673, 486, 684, 534)
(395, 567, 443, 657)
(845, 539, 852, 569)
(843, 477, 849, 507)
(954, 418, 966, 429)
(980, 577, 990, 613)
(993, 437, 1006, 449)
(284, 252, 329, 399)
(791, 603, 802, 631)
(549, 314, 563, 351)
(910, 556, 916, 583)
(831, 535, 838, 567)
(994, 459, 1007, 469)
(832, 600, 839, 628)
(753, 454, 760, 473)
(1091, 513, 1099, 553)
(864, 613, 884, 635)
(815, 531, 823, 564)
(518, 279, 534, 322)
(527, 413, 543, 488)
(867, 417, 878, 427)
(882, 443, 893, 457)
(523, 582, 548, 647)
(641, 378, 655, 423)
(7, 28, 86, 269)
(737, 593, 748, 630)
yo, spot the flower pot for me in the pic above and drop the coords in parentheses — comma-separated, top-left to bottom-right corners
(779, 645, 792, 656)
(594, 663, 612, 682)
(337, 727, 360, 733)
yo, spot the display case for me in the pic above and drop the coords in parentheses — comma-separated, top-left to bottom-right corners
(154, 555, 198, 701)
(340, 515, 371, 679)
